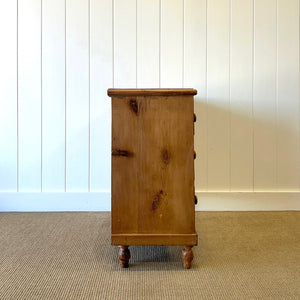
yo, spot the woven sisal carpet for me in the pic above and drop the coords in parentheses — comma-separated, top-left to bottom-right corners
(0, 212, 299, 299)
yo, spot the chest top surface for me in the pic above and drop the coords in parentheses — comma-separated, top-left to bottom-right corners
(107, 88, 197, 97)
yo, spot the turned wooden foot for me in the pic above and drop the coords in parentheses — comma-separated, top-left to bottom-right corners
(181, 246, 194, 269)
(118, 245, 131, 268)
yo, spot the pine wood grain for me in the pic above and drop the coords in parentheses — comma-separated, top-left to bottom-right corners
(137, 95, 195, 234)
(111, 97, 139, 233)
(111, 234, 198, 246)
(109, 89, 197, 267)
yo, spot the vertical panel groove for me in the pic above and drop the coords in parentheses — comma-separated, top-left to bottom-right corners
(231, 0, 253, 190)
(161, 0, 184, 87)
(182, 0, 184, 87)
(41, 0, 43, 192)
(277, 0, 299, 190)
(114, 0, 136, 87)
(90, 0, 112, 191)
(64, 0, 67, 192)
(253, 0, 277, 190)
(66, 0, 90, 191)
(18, 0, 42, 191)
(206, 0, 208, 191)
(137, 0, 159, 87)
(159, 0, 161, 88)
(17, 0, 19, 192)
(88, 0, 91, 192)
(207, 0, 231, 190)
(252, 0, 255, 192)
(135, 0, 137, 88)
(112, 0, 114, 88)
(42, 0, 65, 191)
(229, 0, 232, 191)
(275, 0, 278, 190)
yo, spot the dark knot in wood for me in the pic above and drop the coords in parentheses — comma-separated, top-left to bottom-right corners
(112, 149, 133, 157)
(162, 149, 170, 164)
(152, 190, 163, 211)
(129, 99, 139, 115)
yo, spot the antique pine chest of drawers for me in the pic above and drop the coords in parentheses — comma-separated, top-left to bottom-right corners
(107, 88, 198, 268)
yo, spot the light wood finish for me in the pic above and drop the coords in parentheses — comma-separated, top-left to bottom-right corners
(137, 95, 194, 234)
(111, 97, 139, 234)
(111, 234, 198, 246)
(109, 88, 197, 268)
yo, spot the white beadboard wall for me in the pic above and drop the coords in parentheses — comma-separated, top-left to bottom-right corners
(0, 0, 299, 211)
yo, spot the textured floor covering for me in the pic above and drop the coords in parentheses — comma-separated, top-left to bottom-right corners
(0, 212, 299, 299)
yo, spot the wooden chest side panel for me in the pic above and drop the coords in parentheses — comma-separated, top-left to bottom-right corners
(138, 96, 195, 234)
(111, 97, 139, 234)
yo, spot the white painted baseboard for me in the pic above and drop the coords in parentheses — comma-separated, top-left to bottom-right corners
(195, 192, 300, 211)
(0, 192, 299, 212)
(0, 192, 111, 212)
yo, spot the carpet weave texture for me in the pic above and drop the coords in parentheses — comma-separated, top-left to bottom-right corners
(0, 212, 299, 299)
